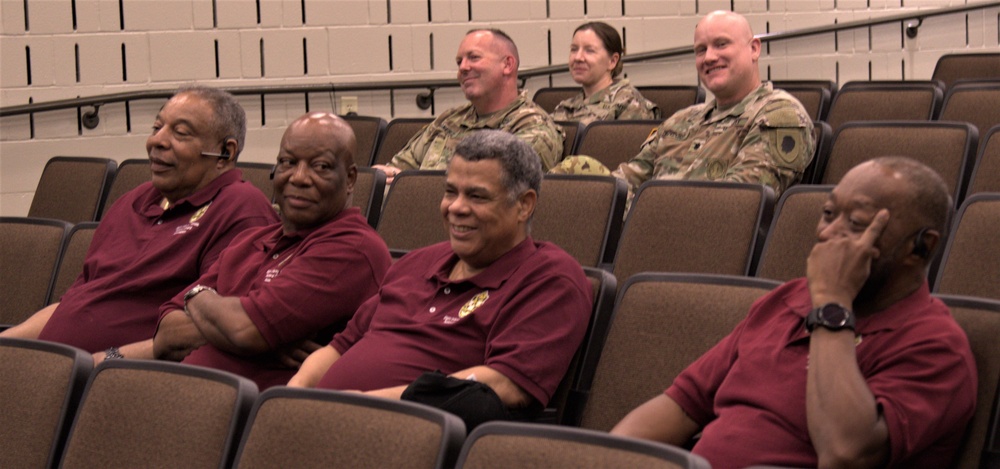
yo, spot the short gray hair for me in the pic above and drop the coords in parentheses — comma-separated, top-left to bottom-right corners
(452, 130, 542, 203)
(175, 85, 247, 159)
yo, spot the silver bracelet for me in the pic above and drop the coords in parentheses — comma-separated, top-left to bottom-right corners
(104, 347, 124, 361)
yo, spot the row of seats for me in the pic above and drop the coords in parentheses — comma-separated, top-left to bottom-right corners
(5, 171, 999, 327)
(3, 268, 998, 468)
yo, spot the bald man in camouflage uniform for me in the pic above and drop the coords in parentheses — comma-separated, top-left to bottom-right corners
(553, 11, 813, 208)
(552, 78, 661, 125)
(376, 29, 563, 182)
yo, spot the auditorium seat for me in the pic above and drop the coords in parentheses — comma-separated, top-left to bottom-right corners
(59, 360, 257, 468)
(100, 158, 150, 219)
(752, 185, 832, 282)
(934, 294, 1000, 469)
(342, 115, 387, 168)
(532, 175, 626, 268)
(235, 161, 275, 202)
(931, 52, 1000, 90)
(612, 180, 774, 284)
(816, 121, 977, 205)
(351, 167, 386, 228)
(371, 118, 434, 166)
(28, 156, 117, 224)
(454, 421, 711, 469)
(0, 338, 91, 468)
(48, 222, 99, 305)
(575, 120, 662, 171)
(532, 87, 580, 113)
(0, 217, 71, 327)
(233, 387, 464, 469)
(966, 125, 1000, 197)
(569, 273, 780, 431)
(825, 80, 943, 132)
(636, 85, 705, 118)
(376, 170, 447, 257)
(933, 193, 1000, 300)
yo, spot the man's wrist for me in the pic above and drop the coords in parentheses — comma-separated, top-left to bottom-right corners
(183, 285, 217, 316)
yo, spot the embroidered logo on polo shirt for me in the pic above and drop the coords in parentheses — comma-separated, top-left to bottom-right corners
(190, 203, 211, 223)
(459, 291, 489, 318)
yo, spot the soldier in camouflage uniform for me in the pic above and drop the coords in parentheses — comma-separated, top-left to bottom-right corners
(552, 22, 660, 125)
(375, 29, 563, 182)
(552, 11, 814, 210)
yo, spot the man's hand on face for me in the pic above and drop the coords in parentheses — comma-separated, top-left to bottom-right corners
(807, 209, 890, 306)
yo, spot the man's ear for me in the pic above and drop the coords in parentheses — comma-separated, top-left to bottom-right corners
(517, 189, 537, 222)
(502, 55, 517, 76)
(749, 37, 762, 62)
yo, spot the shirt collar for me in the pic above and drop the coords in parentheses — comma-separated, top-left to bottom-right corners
(426, 237, 537, 289)
(467, 90, 529, 125)
(259, 206, 360, 252)
(139, 168, 244, 216)
(702, 82, 770, 124)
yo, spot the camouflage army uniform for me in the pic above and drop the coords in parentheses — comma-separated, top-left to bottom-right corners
(551, 79, 662, 125)
(389, 90, 564, 171)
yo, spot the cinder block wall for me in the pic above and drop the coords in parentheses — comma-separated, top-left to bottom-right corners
(1, 0, 998, 216)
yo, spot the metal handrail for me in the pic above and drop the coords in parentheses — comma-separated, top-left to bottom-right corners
(1, 1, 997, 118)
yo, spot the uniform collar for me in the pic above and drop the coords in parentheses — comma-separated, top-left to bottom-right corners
(427, 237, 537, 289)
(701, 82, 771, 124)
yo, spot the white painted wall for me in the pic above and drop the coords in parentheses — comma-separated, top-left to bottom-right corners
(1, 0, 998, 216)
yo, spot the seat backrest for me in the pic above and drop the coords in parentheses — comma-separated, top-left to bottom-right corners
(100, 158, 150, 219)
(803, 120, 833, 184)
(372, 118, 435, 166)
(576, 273, 781, 431)
(934, 294, 1000, 469)
(933, 193, 1000, 300)
(967, 125, 1000, 197)
(376, 170, 447, 256)
(612, 180, 774, 283)
(546, 267, 617, 426)
(235, 161, 275, 202)
(49, 222, 99, 305)
(59, 360, 257, 469)
(931, 53, 1000, 90)
(532, 87, 580, 113)
(0, 217, 71, 326)
(772, 80, 835, 121)
(818, 121, 977, 204)
(555, 120, 584, 156)
(575, 120, 662, 171)
(455, 421, 711, 469)
(939, 81, 1000, 150)
(826, 81, 943, 132)
(532, 175, 626, 267)
(753, 185, 832, 282)
(351, 167, 386, 227)
(28, 156, 117, 224)
(233, 387, 465, 469)
(0, 338, 92, 469)
(636, 85, 705, 118)
(343, 115, 387, 168)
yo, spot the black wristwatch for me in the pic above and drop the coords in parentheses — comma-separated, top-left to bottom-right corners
(805, 303, 856, 333)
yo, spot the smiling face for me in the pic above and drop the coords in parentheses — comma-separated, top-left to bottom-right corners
(146, 92, 228, 203)
(456, 30, 515, 111)
(273, 113, 357, 234)
(693, 11, 761, 107)
(569, 28, 619, 95)
(441, 156, 533, 270)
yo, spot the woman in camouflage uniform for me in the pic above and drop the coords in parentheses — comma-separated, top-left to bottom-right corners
(551, 22, 661, 125)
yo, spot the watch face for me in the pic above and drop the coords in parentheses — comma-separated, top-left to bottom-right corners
(820, 304, 850, 327)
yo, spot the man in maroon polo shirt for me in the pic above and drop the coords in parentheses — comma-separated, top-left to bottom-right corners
(612, 157, 976, 468)
(1, 86, 278, 360)
(151, 112, 391, 389)
(288, 130, 592, 418)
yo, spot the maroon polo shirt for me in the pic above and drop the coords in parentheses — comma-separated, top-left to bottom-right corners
(317, 238, 593, 406)
(667, 278, 977, 468)
(38, 169, 278, 352)
(162, 207, 391, 390)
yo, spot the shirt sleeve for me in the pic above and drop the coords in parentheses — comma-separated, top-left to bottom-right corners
(240, 235, 387, 348)
(329, 293, 381, 354)
(482, 269, 592, 406)
(722, 100, 814, 198)
(665, 315, 750, 426)
(388, 123, 433, 171)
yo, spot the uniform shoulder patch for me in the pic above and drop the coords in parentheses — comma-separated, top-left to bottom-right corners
(761, 106, 806, 128)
